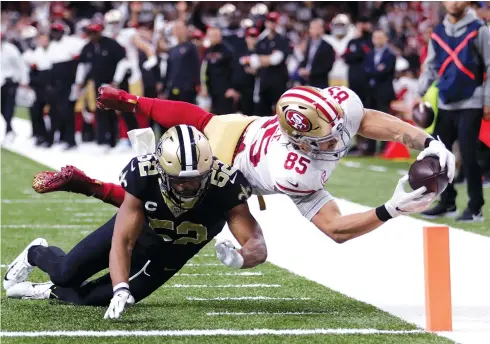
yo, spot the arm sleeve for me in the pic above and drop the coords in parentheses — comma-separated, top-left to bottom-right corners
(476, 25, 490, 106)
(418, 39, 438, 96)
(136, 97, 214, 131)
(289, 190, 334, 221)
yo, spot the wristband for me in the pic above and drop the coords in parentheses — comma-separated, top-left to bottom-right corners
(375, 205, 393, 222)
(113, 282, 130, 294)
(424, 137, 435, 148)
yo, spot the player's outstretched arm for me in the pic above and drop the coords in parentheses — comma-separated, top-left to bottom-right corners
(105, 192, 144, 319)
(96, 86, 213, 132)
(358, 109, 455, 182)
(312, 176, 435, 244)
(217, 203, 267, 269)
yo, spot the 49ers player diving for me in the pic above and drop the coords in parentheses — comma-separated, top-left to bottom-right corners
(34, 85, 455, 243)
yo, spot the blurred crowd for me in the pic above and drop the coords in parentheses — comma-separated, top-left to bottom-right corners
(1, 1, 489, 153)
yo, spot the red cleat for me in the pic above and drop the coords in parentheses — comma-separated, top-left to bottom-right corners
(32, 165, 99, 196)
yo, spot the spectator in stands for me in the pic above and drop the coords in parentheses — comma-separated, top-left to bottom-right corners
(202, 26, 240, 115)
(76, 20, 126, 149)
(363, 29, 396, 155)
(46, 22, 79, 149)
(163, 20, 200, 105)
(323, 14, 355, 87)
(1, 31, 29, 142)
(298, 18, 335, 89)
(253, 12, 291, 116)
(237, 27, 260, 116)
(419, 1, 489, 221)
(344, 16, 373, 106)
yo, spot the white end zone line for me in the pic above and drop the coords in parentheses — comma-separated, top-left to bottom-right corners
(176, 272, 264, 276)
(207, 312, 333, 316)
(0, 329, 426, 337)
(167, 284, 280, 288)
(185, 263, 223, 266)
(187, 296, 310, 301)
(2, 199, 100, 204)
(2, 224, 93, 229)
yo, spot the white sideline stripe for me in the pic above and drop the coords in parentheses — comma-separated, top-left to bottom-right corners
(176, 272, 263, 276)
(397, 169, 408, 176)
(0, 329, 425, 337)
(168, 284, 280, 288)
(194, 254, 215, 257)
(2, 224, 93, 229)
(207, 312, 331, 316)
(186, 263, 222, 266)
(2, 199, 100, 204)
(187, 296, 310, 301)
(367, 165, 388, 172)
(0, 265, 8, 268)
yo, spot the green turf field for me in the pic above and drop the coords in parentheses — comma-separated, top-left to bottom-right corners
(0, 149, 454, 343)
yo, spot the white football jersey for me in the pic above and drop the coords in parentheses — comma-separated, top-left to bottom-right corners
(234, 86, 365, 219)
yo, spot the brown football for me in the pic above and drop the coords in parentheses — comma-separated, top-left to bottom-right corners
(408, 156, 449, 195)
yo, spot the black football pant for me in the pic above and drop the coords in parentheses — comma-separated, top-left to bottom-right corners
(435, 108, 484, 212)
(27, 214, 178, 306)
(257, 85, 286, 117)
(1, 79, 17, 133)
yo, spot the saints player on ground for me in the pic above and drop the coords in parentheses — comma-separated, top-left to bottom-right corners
(34, 85, 455, 244)
(4, 125, 267, 319)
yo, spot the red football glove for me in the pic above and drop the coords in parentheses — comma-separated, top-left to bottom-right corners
(97, 86, 138, 112)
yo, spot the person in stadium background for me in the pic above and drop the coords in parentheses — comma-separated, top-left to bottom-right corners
(74, 19, 126, 150)
(202, 26, 241, 115)
(6, 125, 267, 320)
(418, 1, 489, 222)
(323, 14, 356, 87)
(237, 27, 260, 116)
(1, 30, 29, 143)
(34, 84, 455, 244)
(253, 12, 292, 116)
(362, 29, 397, 156)
(162, 20, 201, 105)
(298, 18, 335, 89)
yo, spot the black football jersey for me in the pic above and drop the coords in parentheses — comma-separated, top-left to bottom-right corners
(118, 154, 252, 267)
